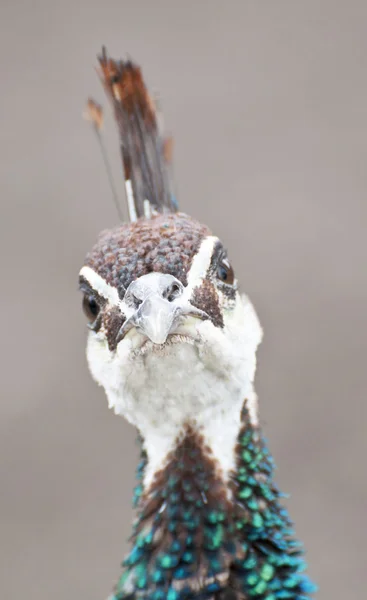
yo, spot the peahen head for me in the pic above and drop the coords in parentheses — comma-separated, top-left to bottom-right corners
(79, 49, 315, 600)
(80, 213, 262, 489)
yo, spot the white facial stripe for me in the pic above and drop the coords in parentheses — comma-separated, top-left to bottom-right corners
(79, 266, 120, 305)
(186, 235, 218, 293)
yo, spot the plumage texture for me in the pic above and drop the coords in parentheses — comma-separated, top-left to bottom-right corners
(84, 213, 210, 292)
(108, 407, 315, 600)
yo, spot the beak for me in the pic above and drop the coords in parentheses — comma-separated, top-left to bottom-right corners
(116, 272, 207, 345)
(128, 294, 181, 344)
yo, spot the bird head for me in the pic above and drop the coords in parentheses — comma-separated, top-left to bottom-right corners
(80, 213, 262, 454)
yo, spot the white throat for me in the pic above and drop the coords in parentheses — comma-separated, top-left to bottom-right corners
(87, 294, 262, 491)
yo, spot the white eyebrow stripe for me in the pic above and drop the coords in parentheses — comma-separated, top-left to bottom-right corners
(79, 266, 120, 305)
(186, 235, 218, 293)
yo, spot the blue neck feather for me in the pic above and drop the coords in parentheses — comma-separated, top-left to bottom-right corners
(109, 407, 316, 600)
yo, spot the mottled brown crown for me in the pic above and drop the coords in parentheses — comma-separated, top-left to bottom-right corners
(85, 213, 210, 294)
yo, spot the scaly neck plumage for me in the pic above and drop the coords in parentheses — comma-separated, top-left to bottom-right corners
(111, 404, 316, 600)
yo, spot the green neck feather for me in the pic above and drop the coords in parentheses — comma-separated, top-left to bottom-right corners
(110, 406, 316, 600)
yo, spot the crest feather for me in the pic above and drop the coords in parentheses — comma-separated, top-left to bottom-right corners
(98, 47, 178, 221)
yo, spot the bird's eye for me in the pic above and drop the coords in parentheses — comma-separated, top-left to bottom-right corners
(216, 258, 235, 285)
(82, 293, 100, 323)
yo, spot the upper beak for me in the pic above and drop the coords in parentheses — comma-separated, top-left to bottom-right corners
(128, 294, 181, 344)
(116, 272, 207, 345)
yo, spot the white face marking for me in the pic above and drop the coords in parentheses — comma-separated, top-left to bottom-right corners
(80, 266, 120, 305)
(83, 235, 263, 491)
(185, 235, 218, 292)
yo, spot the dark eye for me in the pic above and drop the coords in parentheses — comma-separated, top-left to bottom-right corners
(216, 258, 235, 285)
(82, 294, 100, 323)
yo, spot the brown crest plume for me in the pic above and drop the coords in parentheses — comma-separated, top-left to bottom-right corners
(84, 98, 123, 220)
(97, 47, 177, 222)
(84, 98, 104, 130)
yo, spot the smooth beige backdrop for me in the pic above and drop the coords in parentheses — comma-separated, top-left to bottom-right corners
(1, 2, 366, 599)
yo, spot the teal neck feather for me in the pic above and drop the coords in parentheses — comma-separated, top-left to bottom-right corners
(110, 406, 316, 600)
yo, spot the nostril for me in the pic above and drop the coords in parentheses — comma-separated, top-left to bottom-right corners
(132, 294, 143, 309)
(164, 281, 183, 302)
(124, 288, 143, 309)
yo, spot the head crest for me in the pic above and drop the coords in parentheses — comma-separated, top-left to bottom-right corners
(87, 47, 178, 222)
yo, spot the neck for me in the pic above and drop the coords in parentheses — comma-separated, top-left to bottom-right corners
(112, 403, 316, 600)
(111, 339, 258, 493)
(139, 390, 253, 492)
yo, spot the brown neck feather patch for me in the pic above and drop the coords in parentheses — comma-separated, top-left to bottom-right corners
(116, 425, 236, 598)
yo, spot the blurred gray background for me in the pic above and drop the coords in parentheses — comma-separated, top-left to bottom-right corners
(0, 1, 366, 598)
